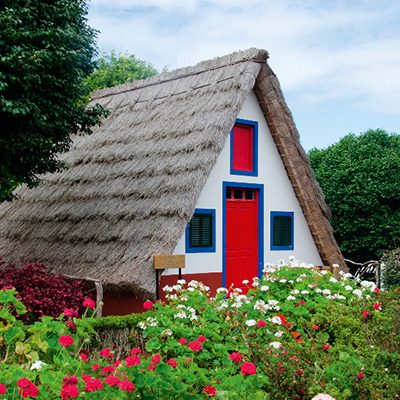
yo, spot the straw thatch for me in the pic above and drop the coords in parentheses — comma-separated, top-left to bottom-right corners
(0, 48, 346, 298)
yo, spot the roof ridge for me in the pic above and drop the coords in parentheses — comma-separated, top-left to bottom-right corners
(92, 48, 268, 100)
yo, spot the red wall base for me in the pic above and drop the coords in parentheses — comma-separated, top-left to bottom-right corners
(101, 272, 223, 316)
(159, 272, 222, 300)
(102, 293, 145, 316)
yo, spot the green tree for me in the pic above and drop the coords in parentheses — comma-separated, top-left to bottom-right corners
(309, 129, 400, 262)
(85, 52, 158, 92)
(0, 0, 107, 202)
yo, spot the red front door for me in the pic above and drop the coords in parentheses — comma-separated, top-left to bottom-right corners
(225, 188, 259, 291)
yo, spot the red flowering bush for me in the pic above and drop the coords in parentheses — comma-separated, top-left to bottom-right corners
(0, 260, 88, 322)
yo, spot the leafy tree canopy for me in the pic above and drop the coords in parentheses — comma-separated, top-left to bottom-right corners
(85, 52, 158, 92)
(309, 129, 400, 262)
(0, 0, 107, 202)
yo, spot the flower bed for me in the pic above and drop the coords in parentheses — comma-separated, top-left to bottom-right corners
(0, 262, 399, 399)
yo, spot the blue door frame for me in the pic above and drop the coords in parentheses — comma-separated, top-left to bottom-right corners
(222, 181, 264, 288)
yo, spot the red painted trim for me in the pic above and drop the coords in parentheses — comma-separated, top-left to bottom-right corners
(159, 272, 222, 300)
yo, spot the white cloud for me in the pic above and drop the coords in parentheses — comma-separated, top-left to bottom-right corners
(88, 0, 400, 114)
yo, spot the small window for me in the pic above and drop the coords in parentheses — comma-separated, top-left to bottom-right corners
(271, 211, 294, 250)
(230, 119, 258, 176)
(186, 209, 216, 253)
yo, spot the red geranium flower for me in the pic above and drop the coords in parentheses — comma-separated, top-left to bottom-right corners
(167, 359, 178, 368)
(84, 378, 103, 392)
(101, 365, 115, 375)
(63, 308, 78, 318)
(357, 371, 365, 379)
(257, 319, 267, 327)
(228, 352, 242, 364)
(197, 335, 207, 343)
(79, 353, 88, 362)
(203, 385, 217, 396)
(100, 348, 113, 358)
(83, 298, 95, 309)
(188, 340, 203, 351)
(130, 347, 142, 355)
(62, 376, 78, 385)
(178, 337, 188, 345)
(60, 384, 79, 400)
(143, 300, 154, 310)
(295, 369, 304, 375)
(312, 324, 319, 330)
(58, 335, 74, 347)
(125, 356, 140, 367)
(373, 303, 382, 311)
(151, 354, 161, 363)
(118, 380, 135, 392)
(113, 360, 122, 367)
(374, 287, 380, 293)
(362, 310, 370, 319)
(292, 331, 301, 339)
(240, 362, 257, 376)
(17, 378, 39, 399)
(105, 376, 120, 387)
(81, 375, 92, 383)
(0, 384, 6, 395)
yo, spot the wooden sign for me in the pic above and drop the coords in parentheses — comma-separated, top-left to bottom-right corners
(153, 254, 185, 270)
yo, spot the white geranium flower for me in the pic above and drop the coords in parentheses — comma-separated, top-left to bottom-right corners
(291, 289, 300, 295)
(345, 285, 353, 291)
(163, 285, 173, 293)
(301, 290, 309, 295)
(320, 270, 328, 275)
(275, 331, 283, 338)
(287, 295, 296, 301)
(279, 279, 287, 283)
(174, 311, 187, 319)
(352, 289, 363, 297)
(245, 319, 257, 327)
(329, 277, 338, 283)
(315, 288, 322, 293)
(30, 360, 45, 371)
(242, 280, 249, 285)
(271, 316, 282, 325)
(322, 289, 331, 295)
(260, 285, 270, 292)
(177, 279, 186, 285)
(161, 329, 173, 337)
(138, 322, 147, 330)
(269, 341, 282, 349)
(217, 287, 228, 294)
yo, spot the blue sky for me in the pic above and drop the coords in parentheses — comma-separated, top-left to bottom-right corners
(88, 0, 400, 150)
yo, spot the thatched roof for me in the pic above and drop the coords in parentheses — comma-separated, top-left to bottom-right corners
(0, 48, 346, 297)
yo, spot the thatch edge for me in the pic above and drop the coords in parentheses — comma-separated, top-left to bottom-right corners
(254, 64, 347, 270)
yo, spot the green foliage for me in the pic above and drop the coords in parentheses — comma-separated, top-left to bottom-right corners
(1, 264, 399, 399)
(85, 51, 158, 92)
(309, 129, 400, 262)
(381, 247, 400, 288)
(0, 0, 108, 202)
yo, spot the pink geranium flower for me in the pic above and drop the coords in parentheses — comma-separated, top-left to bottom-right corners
(0, 384, 6, 395)
(17, 378, 39, 398)
(84, 378, 103, 392)
(118, 380, 135, 392)
(178, 338, 188, 345)
(83, 298, 95, 309)
(130, 347, 142, 355)
(257, 319, 267, 327)
(197, 335, 207, 343)
(125, 356, 140, 367)
(63, 308, 78, 318)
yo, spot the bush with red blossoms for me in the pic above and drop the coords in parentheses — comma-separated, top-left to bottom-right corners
(0, 262, 398, 399)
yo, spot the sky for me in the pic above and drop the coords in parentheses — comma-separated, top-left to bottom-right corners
(87, 0, 400, 151)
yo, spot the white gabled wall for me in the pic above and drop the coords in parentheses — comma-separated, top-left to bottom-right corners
(169, 90, 322, 276)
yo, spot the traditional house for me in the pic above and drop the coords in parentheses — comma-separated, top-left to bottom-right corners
(0, 48, 346, 315)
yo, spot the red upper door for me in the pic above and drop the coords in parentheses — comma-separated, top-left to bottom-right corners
(225, 188, 258, 292)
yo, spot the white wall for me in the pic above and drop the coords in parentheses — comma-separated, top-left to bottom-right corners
(168, 91, 322, 276)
